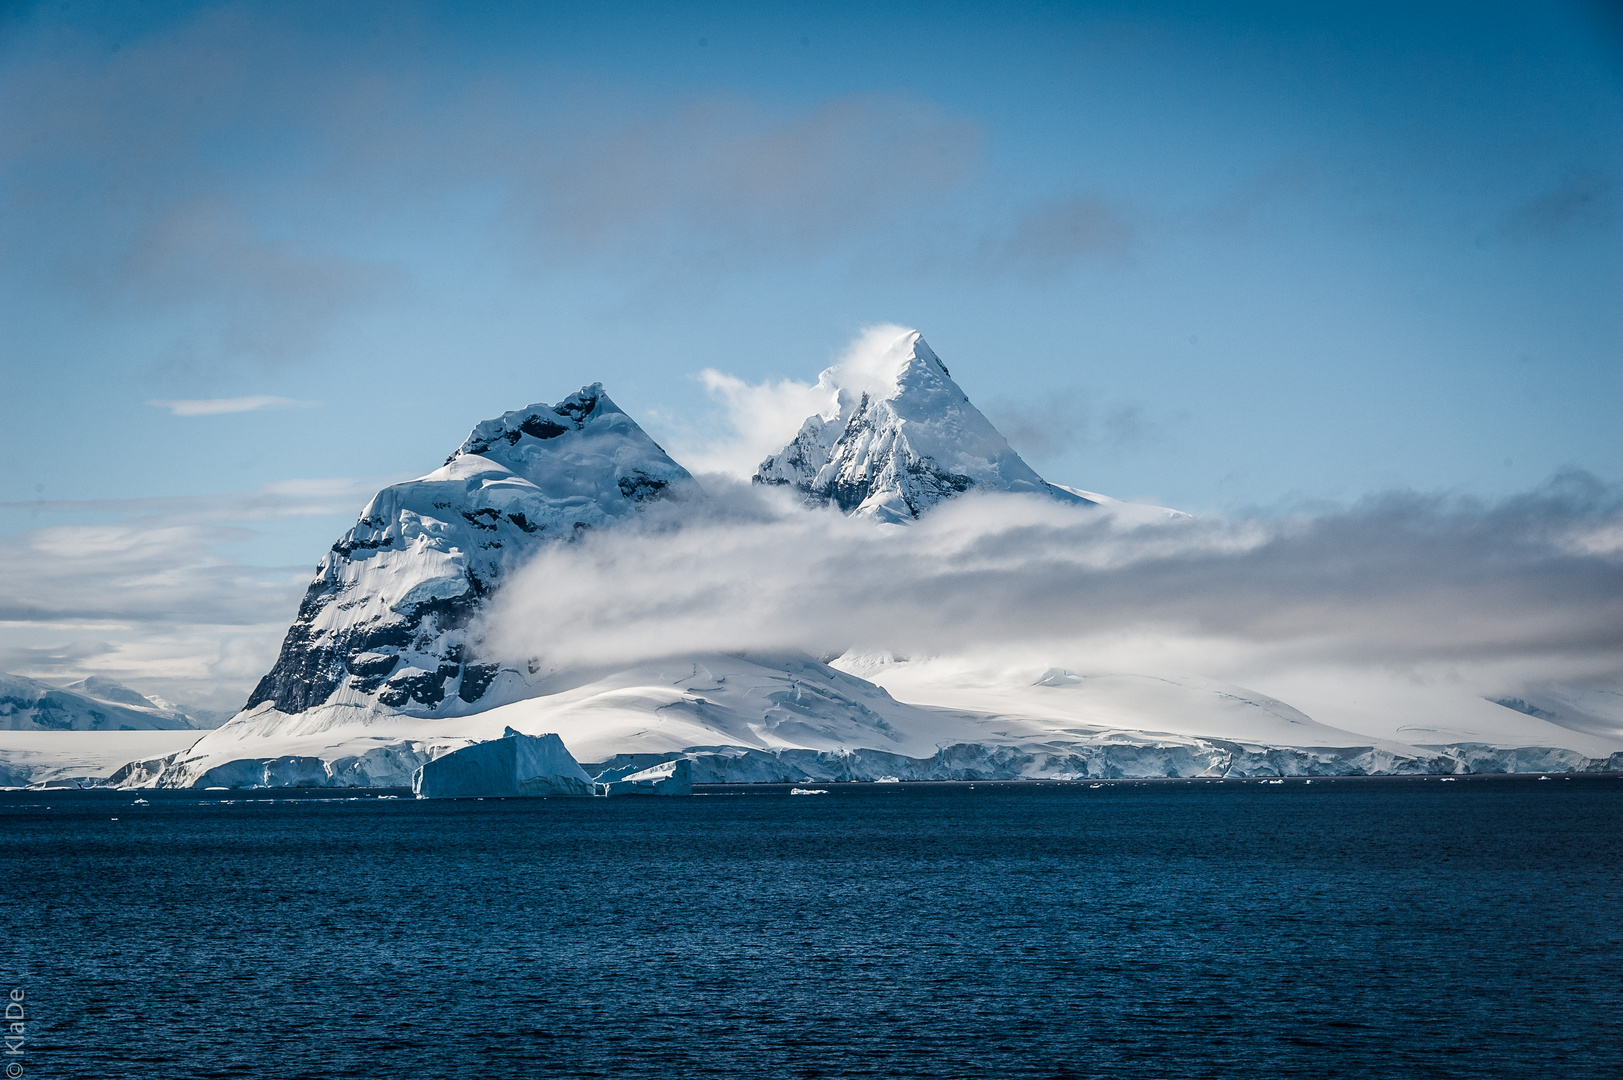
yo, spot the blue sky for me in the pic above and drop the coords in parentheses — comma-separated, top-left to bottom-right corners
(1, 0, 1620, 703)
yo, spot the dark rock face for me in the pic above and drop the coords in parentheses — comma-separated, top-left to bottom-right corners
(244, 588, 348, 714)
(247, 562, 493, 715)
(458, 664, 501, 703)
(519, 415, 570, 440)
(376, 663, 462, 709)
(450, 392, 604, 460)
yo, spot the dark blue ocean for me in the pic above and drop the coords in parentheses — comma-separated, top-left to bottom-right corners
(4, 776, 1621, 1079)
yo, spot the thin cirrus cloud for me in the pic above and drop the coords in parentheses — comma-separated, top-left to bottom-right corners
(146, 396, 321, 417)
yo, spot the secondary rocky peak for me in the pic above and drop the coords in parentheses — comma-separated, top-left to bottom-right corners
(755, 329, 1093, 522)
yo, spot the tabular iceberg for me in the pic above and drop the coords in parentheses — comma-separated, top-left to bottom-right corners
(413, 729, 594, 798)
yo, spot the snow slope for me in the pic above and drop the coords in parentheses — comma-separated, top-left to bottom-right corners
(142, 651, 993, 788)
(755, 330, 1094, 522)
(840, 654, 1623, 764)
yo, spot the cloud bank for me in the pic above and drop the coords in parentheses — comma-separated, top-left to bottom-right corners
(482, 473, 1623, 698)
(5, 461, 1619, 725)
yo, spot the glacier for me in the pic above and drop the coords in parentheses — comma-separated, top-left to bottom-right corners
(21, 331, 1615, 790)
(0, 673, 222, 784)
(106, 650, 1623, 789)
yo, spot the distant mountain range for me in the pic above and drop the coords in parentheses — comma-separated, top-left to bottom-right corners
(0, 673, 220, 731)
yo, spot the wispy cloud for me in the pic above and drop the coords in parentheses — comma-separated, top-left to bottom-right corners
(0, 476, 391, 523)
(146, 395, 321, 416)
(0, 518, 304, 714)
(675, 370, 833, 478)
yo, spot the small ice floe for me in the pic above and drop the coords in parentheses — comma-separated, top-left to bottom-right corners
(1088, 783, 1103, 789)
(1265, 779, 1284, 785)
(1539, 776, 1550, 781)
(1440, 777, 1457, 782)
(874, 776, 900, 783)
(132, 798, 149, 805)
(789, 788, 828, 796)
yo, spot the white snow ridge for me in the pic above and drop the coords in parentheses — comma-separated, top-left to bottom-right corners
(48, 331, 1622, 791)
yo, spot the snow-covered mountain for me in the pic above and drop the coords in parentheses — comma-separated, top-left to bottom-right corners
(755, 330, 1093, 522)
(244, 384, 694, 718)
(0, 673, 211, 731)
(53, 345, 1621, 789)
